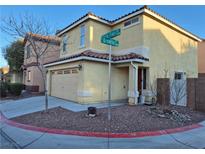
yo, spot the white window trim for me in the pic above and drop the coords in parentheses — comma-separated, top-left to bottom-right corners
(123, 16, 140, 29)
(79, 24, 86, 48)
(26, 44, 31, 59)
(122, 21, 140, 30)
(62, 35, 69, 54)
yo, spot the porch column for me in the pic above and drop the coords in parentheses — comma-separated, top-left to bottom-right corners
(46, 70, 51, 95)
(128, 63, 139, 105)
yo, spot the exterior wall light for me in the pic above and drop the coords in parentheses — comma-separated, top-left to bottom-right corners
(78, 64, 82, 71)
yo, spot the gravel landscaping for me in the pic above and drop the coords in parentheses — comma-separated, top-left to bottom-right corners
(10, 105, 205, 133)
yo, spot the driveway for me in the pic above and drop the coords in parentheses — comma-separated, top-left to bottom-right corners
(1, 96, 205, 149)
(0, 96, 124, 118)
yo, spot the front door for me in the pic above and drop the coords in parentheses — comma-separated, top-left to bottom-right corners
(138, 68, 142, 95)
(138, 68, 147, 95)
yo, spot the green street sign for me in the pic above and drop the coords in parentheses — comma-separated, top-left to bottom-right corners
(101, 37, 119, 47)
(102, 29, 121, 39)
(101, 29, 121, 46)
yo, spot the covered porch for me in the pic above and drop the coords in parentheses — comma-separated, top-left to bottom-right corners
(115, 62, 149, 105)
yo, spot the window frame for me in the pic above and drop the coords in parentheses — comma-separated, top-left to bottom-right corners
(62, 35, 68, 53)
(174, 72, 186, 80)
(123, 16, 140, 29)
(80, 24, 86, 48)
(26, 45, 31, 59)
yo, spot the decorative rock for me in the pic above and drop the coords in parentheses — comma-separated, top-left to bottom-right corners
(158, 114, 166, 118)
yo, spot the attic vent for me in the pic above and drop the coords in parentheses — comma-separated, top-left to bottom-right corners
(124, 17, 139, 27)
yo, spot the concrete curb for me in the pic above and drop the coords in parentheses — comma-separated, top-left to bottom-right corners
(0, 112, 203, 138)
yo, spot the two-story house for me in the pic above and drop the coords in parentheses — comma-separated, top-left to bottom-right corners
(23, 33, 60, 92)
(44, 6, 201, 105)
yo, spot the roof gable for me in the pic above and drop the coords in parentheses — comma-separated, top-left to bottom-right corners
(56, 6, 201, 42)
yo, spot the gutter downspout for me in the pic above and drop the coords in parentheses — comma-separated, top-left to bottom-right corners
(131, 61, 138, 104)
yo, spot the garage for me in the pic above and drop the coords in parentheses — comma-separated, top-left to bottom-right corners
(50, 68, 79, 101)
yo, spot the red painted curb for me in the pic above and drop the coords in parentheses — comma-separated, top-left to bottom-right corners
(0, 112, 203, 138)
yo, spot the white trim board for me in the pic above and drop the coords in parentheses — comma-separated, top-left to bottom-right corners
(44, 56, 146, 67)
(56, 8, 202, 42)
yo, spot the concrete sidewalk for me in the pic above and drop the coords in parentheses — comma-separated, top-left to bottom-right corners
(0, 121, 205, 148)
(1, 96, 205, 149)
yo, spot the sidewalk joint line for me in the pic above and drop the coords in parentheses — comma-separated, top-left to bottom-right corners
(0, 128, 22, 149)
(21, 132, 46, 148)
(168, 133, 198, 149)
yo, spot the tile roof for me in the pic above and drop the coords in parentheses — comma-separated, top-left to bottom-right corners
(24, 33, 60, 45)
(56, 5, 201, 41)
(112, 6, 146, 23)
(56, 12, 112, 35)
(44, 50, 149, 65)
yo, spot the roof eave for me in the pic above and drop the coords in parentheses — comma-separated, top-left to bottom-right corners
(44, 57, 147, 68)
(56, 6, 202, 42)
(56, 15, 111, 37)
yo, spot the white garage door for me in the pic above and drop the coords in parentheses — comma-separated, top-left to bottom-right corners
(51, 68, 78, 101)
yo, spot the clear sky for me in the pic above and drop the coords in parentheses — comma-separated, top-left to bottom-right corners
(0, 5, 205, 67)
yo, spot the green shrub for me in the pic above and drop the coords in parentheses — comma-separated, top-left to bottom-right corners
(0, 82, 9, 97)
(9, 83, 24, 96)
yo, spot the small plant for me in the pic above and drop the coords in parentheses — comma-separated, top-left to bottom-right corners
(9, 83, 24, 96)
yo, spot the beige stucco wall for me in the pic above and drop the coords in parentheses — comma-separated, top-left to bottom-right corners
(80, 61, 129, 103)
(88, 20, 111, 51)
(112, 16, 143, 51)
(46, 60, 129, 103)
(46, 61, 83, 102)
(59, 20, 90, 58)
(198, 41, 205, 74)
(24, 66, 44, 92)
(58, 16, 144, 54)
(142, 14, 198, 85)
(24, 40, 60, 92)
(24, 41, 60, 65)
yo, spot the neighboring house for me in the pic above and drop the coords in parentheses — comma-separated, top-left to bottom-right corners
(198, 40, 205, 77)
(44, 6, 201, 105)
(22, 33, 60, 93)
(0, 66, 10, 82)
(0, 66, 23, 83)
(9, 71, 23, 83)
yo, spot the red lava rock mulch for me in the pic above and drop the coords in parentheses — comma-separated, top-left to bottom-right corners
(10, 105, 205, 133)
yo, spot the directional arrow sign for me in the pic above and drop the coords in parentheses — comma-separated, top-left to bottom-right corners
(101, 37, 119, 47)
(101, 29, 121, 47)
(102, 29, 121, 39)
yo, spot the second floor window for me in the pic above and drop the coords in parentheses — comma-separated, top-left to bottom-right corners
(62, 35, 68, 52)
(26, 45, 31, 58)
(80, 25, 85, 47)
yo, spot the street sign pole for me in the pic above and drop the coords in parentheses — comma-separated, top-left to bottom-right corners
(100, 29, 121, 149)
(107, 44, 112, 148)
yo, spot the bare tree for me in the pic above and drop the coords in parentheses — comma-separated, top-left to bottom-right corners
(170, 78, 187, 106)
(1, 14, 60, 112)
(149, 80, 158, 104)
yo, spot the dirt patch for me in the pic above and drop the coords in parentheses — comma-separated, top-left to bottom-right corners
(10, 105, 205, 133)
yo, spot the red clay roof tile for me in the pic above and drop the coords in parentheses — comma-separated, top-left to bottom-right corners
(44, 50, 149, 65)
